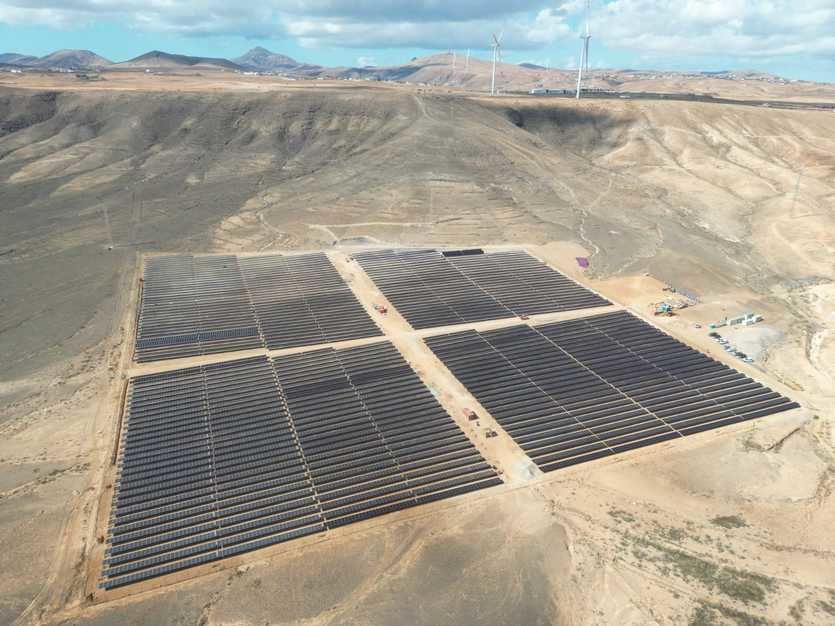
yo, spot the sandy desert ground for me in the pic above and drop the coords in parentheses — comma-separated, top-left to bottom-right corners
(1, 75, 834, 625)
(3, 69, 835, 103)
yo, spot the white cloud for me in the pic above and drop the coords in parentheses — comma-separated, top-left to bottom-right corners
(286, 14, 569, 50)
(0, 1, 570, 48)
(527, 8, 572, 45)
(1, 0, 834, 59)
(0, 1, 284, 36)
(579, 0, 835, 58)
(356, 55, 375, 66)
(277, 1, 546, 23)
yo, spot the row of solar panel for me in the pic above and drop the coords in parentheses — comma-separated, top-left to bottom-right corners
(450, 251, 608, 316)
(102, 345, 500, 589)
(140, 255, 256, 328)
(135, 253, 382, 362)
(272, 343, 499, 527)
(425, 310, 799, 472)
(353, 248, 610, 330)
(136, 255, 262, 362)
(543, 314, 798, 431)
(239, 254, 381, 351)
(104, 357, 323, 589)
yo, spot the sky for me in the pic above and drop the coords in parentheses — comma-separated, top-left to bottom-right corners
(0, 1, 833, 82)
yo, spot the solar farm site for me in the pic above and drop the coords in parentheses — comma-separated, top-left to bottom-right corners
(102, 344, 500, 589)
(97, 247, 800, 594)
(135, 252, 381, 362)
(425, 310, 799, 472)
(353, 248, 610, 329)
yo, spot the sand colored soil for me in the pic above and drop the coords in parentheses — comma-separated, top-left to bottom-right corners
(1, 79, 834, 625)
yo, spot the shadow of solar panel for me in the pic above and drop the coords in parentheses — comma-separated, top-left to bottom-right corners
(103, 342, 499, 589)
(425, 311, 798, 472)
(353, 248, 610, 329)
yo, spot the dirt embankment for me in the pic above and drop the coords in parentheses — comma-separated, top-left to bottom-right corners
(1, 85, 834, 625)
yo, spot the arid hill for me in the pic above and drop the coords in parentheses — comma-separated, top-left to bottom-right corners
(114, 50, 242, 71)
(233, 47, 320, 73)
(4, 47, 835, 101)
(1, 80, 834, 625)
(0, 49, 112, 70)
(335, 53, 835, 101)
(0, 52, 39, 65)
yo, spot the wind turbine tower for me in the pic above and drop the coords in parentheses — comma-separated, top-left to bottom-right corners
(575, 0, 592, 99)
(490, 33, 503, 96)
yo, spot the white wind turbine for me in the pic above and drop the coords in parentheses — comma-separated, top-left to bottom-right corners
(575, 0, 592, 99)
(490, 32, 503, 96)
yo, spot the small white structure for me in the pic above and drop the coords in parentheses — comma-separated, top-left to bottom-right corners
(728, 312, 763, 326)
(710, 312, 763, 329)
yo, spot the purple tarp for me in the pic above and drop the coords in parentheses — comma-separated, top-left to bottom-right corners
(576, 256, 590, 268)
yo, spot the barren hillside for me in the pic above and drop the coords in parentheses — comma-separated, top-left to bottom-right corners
(329, 53, 835, 102)
(1, 83, 834, 625)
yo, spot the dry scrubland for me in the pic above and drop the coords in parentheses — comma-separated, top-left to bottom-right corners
(0, 77, 834, 625)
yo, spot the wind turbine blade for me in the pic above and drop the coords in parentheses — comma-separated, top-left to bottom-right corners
(497, 30, 504, 45)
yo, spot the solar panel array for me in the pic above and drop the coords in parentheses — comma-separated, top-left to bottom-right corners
(352, 248, 609, 330)
(239, 254, 381, 350)
(135, 255, 263, 362)
(134, 253, 381, 362)
(103, 345, 499, 589)
(425, 311, 799, 473)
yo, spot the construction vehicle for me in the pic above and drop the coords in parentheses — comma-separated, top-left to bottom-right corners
(653, 302, 674, 316)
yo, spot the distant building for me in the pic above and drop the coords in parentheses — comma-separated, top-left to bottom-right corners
(727, 313, 764, 326)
